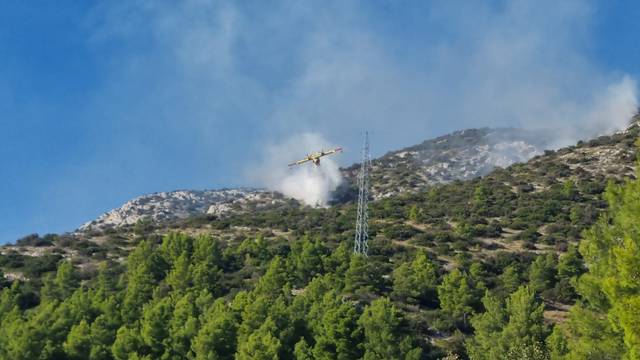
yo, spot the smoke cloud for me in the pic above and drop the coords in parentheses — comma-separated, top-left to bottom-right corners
(86, 0, 640, 208)
(85, 0, 640, 165)
(581, 76, 638, 135)
(265, 1, 639, 156)
(253, 133, 343, 206)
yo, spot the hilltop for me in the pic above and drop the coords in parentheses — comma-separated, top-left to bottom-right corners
(344, 127, 552, 198)
(78, 189, 287, 233)
(74, 127, 549, 235)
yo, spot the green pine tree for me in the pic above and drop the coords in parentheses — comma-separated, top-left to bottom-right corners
(294, 338, 314, 360)
(111, 325, 143, 360)
(55, 261, 80, 300)
(235, 317, 281, 360)
(167, 292, 199, 359)
(358, 297, 422, 360)
(192, 299, 237, 360)
(64, 320, 92, 360)
(437, 269, 479, 328)
(466, 286, 549, 359)
(166, 252, 193, 292)
(563, 172, 640, 358)
(140, 297, 173, 358)
(90, 314, 117, 360)
(392, 250, 439, 306)
(307, 290, 363, 359)
(498, 265, 522, 298)
(527, 253, 557, 293)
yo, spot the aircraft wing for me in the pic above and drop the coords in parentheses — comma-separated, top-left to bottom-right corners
(321, 147, 343, 156)
(327, 148, 342, 155)
(288, 158, 311, 167)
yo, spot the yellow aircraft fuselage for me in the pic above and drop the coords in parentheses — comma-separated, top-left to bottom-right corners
(288, 147, 343, 167)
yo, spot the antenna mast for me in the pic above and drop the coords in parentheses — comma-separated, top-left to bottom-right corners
(354, 131, 371, 256)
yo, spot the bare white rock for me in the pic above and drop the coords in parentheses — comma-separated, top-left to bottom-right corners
(79, 188, 275, 232)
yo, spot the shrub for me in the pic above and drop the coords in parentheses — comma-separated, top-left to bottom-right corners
(0, 253, 26, 268)
(15, 233, 54, 247)
(382, 224, 419, 241)
(508, 219, 529, 230)
(435, 243, 452, 256)
(518, 227, 541, 242)
(22, 254, 63, 277)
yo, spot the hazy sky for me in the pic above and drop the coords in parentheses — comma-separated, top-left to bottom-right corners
(1, 0, 639, 243)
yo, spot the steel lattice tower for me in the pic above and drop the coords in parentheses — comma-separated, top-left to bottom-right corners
(354, 131, 371, 256)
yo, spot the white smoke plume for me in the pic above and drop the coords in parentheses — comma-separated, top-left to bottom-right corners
(254, 133, 343, 206)
(581, 76, 638, 135)
(529, 75, 638, 149)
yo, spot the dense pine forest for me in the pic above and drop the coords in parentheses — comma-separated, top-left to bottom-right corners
(1, 129, 640, 359)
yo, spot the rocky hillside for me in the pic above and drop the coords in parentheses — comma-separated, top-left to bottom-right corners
(77, 123, 640, 234)
(79, 189, 287, 233)
(4, 119, 637, 270)
(343, 127, 552, 198)
(80, 127, 549, 233)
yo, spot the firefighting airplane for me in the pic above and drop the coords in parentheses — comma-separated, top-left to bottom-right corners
(288, 147, 343, 167)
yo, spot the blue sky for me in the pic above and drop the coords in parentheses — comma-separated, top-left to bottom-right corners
(1, 0, 639, 243)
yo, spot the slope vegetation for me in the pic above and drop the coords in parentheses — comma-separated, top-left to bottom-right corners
(0, 124, 639, 359)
